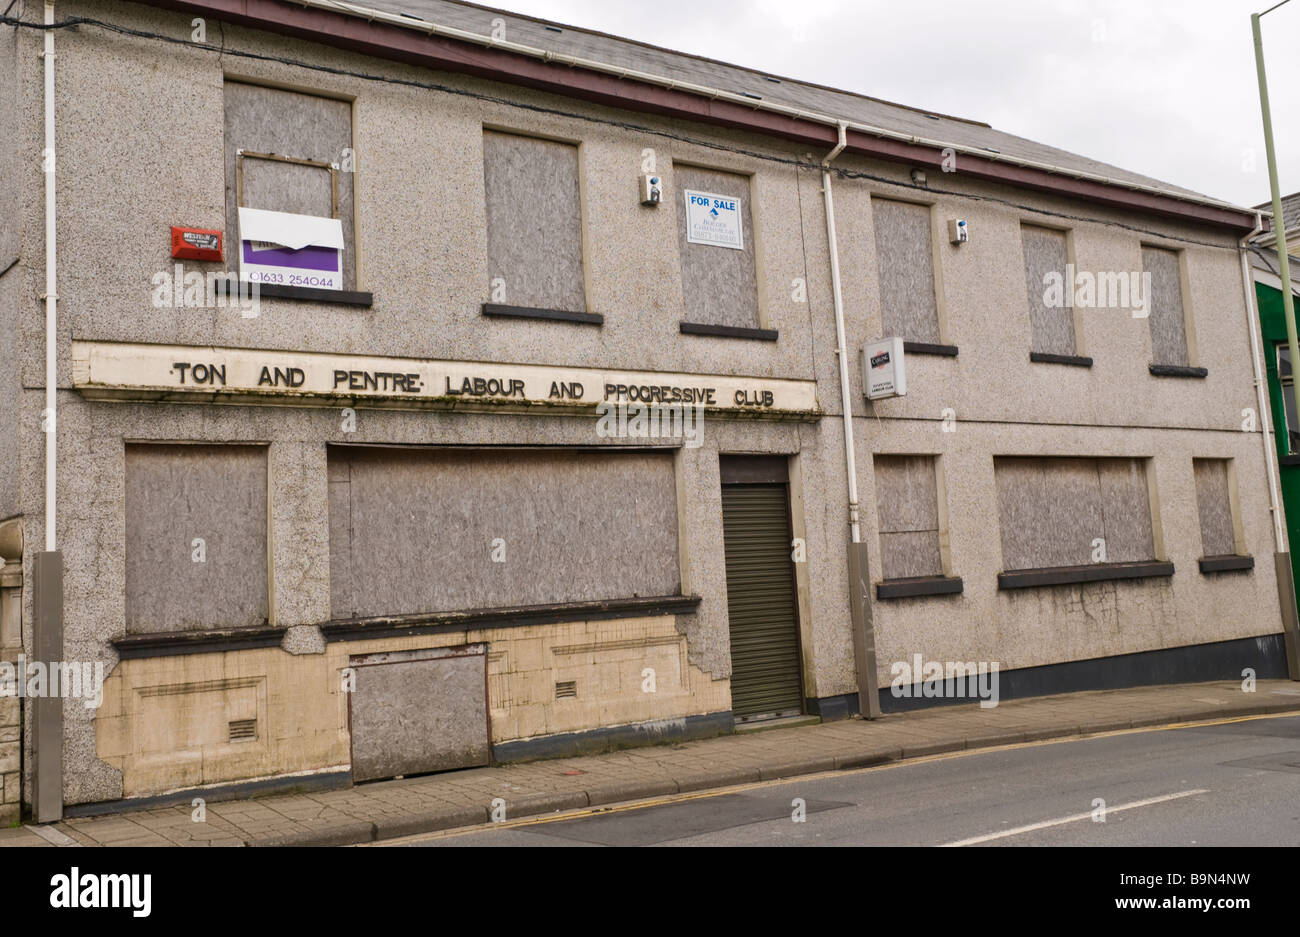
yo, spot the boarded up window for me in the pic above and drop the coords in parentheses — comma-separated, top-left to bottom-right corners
(874, 199, 940, 344)
(1021, 225, 1076, 355)
(125, 445, 268, 634)
(328, 448, 680, 618)
(675, 165, 760, 329)
(1193, 459, 1237, 557)
(994, 457, 1154, 571)
(874, 455, 942, 580)
(242, 158, 333, 219)
(483, 131, 586, 313)
(1143, 246, 1189, 366)
(224, 82, 355, 289)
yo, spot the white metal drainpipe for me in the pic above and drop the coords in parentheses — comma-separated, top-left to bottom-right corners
(42, 0, 56, 553)
(1242, 212, 1283, 551)
(1241, 212, 1300, 680)
(34, 0, 64, 824)
(822, 122, 881, 717)
(822, 123, 856, 538)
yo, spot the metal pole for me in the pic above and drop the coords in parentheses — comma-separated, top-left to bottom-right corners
(1252, 7, 1299, 448)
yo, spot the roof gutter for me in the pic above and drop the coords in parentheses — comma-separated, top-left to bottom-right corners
(129, 0, 1257, 232)
(299, 0, 1248, 209)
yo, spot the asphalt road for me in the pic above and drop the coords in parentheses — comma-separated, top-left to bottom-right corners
(385, 713, 1300, 847)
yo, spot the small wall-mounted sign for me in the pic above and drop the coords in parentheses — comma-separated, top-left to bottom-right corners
(170, 227, 223, 262)
(684, 189, 743, 250)
(862, 337, 906, 400)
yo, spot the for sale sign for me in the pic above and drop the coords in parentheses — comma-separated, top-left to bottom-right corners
(684, 190, 744, 250)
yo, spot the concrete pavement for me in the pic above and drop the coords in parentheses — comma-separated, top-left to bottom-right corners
(2, 679, 1298, 847)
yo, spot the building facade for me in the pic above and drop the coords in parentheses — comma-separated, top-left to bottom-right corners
(0, 0, 1295, 817)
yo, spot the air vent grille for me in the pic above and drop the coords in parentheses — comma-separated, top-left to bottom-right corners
(555, 681, 577, 700)
(228, 718, 257, 742)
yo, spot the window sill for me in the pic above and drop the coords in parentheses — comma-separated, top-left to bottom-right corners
(321, 593, 702, 642)
(997, 560, 1174, 590)
(112, 625, 285, 660)
(255, 283, 373, 306)
(482, 303, 603, 325)
(1198, 555, 1255, 574)
(876, 575, 964, 599)
(1030, 351, 1093, 367)
(1149, 364, 1207, 378)
(680, 322, 778, 341)
(903, 341, 958, 357)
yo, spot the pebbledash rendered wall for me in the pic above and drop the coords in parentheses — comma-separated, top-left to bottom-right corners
(827, 171, 1285, 684)
(6, 0, 848, 805)
(0, 0, 1286, 807)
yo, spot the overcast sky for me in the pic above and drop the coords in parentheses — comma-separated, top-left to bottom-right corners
(481, 0, 1300, 209)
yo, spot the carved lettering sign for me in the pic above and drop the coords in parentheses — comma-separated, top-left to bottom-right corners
(72, 342, 821, 419)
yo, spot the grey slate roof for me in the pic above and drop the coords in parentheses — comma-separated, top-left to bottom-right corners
(357, 0, 1236, 208)
(1251, 245, 1300, 291)
(1254, 192, 1300, 242)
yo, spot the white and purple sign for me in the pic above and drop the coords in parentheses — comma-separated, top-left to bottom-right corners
(237, 207, 344, 291)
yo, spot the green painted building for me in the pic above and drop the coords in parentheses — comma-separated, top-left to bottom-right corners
(1253, 246, 1300, 607)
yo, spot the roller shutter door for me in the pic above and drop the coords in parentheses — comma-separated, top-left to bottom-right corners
(721, 483, 804, 720)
